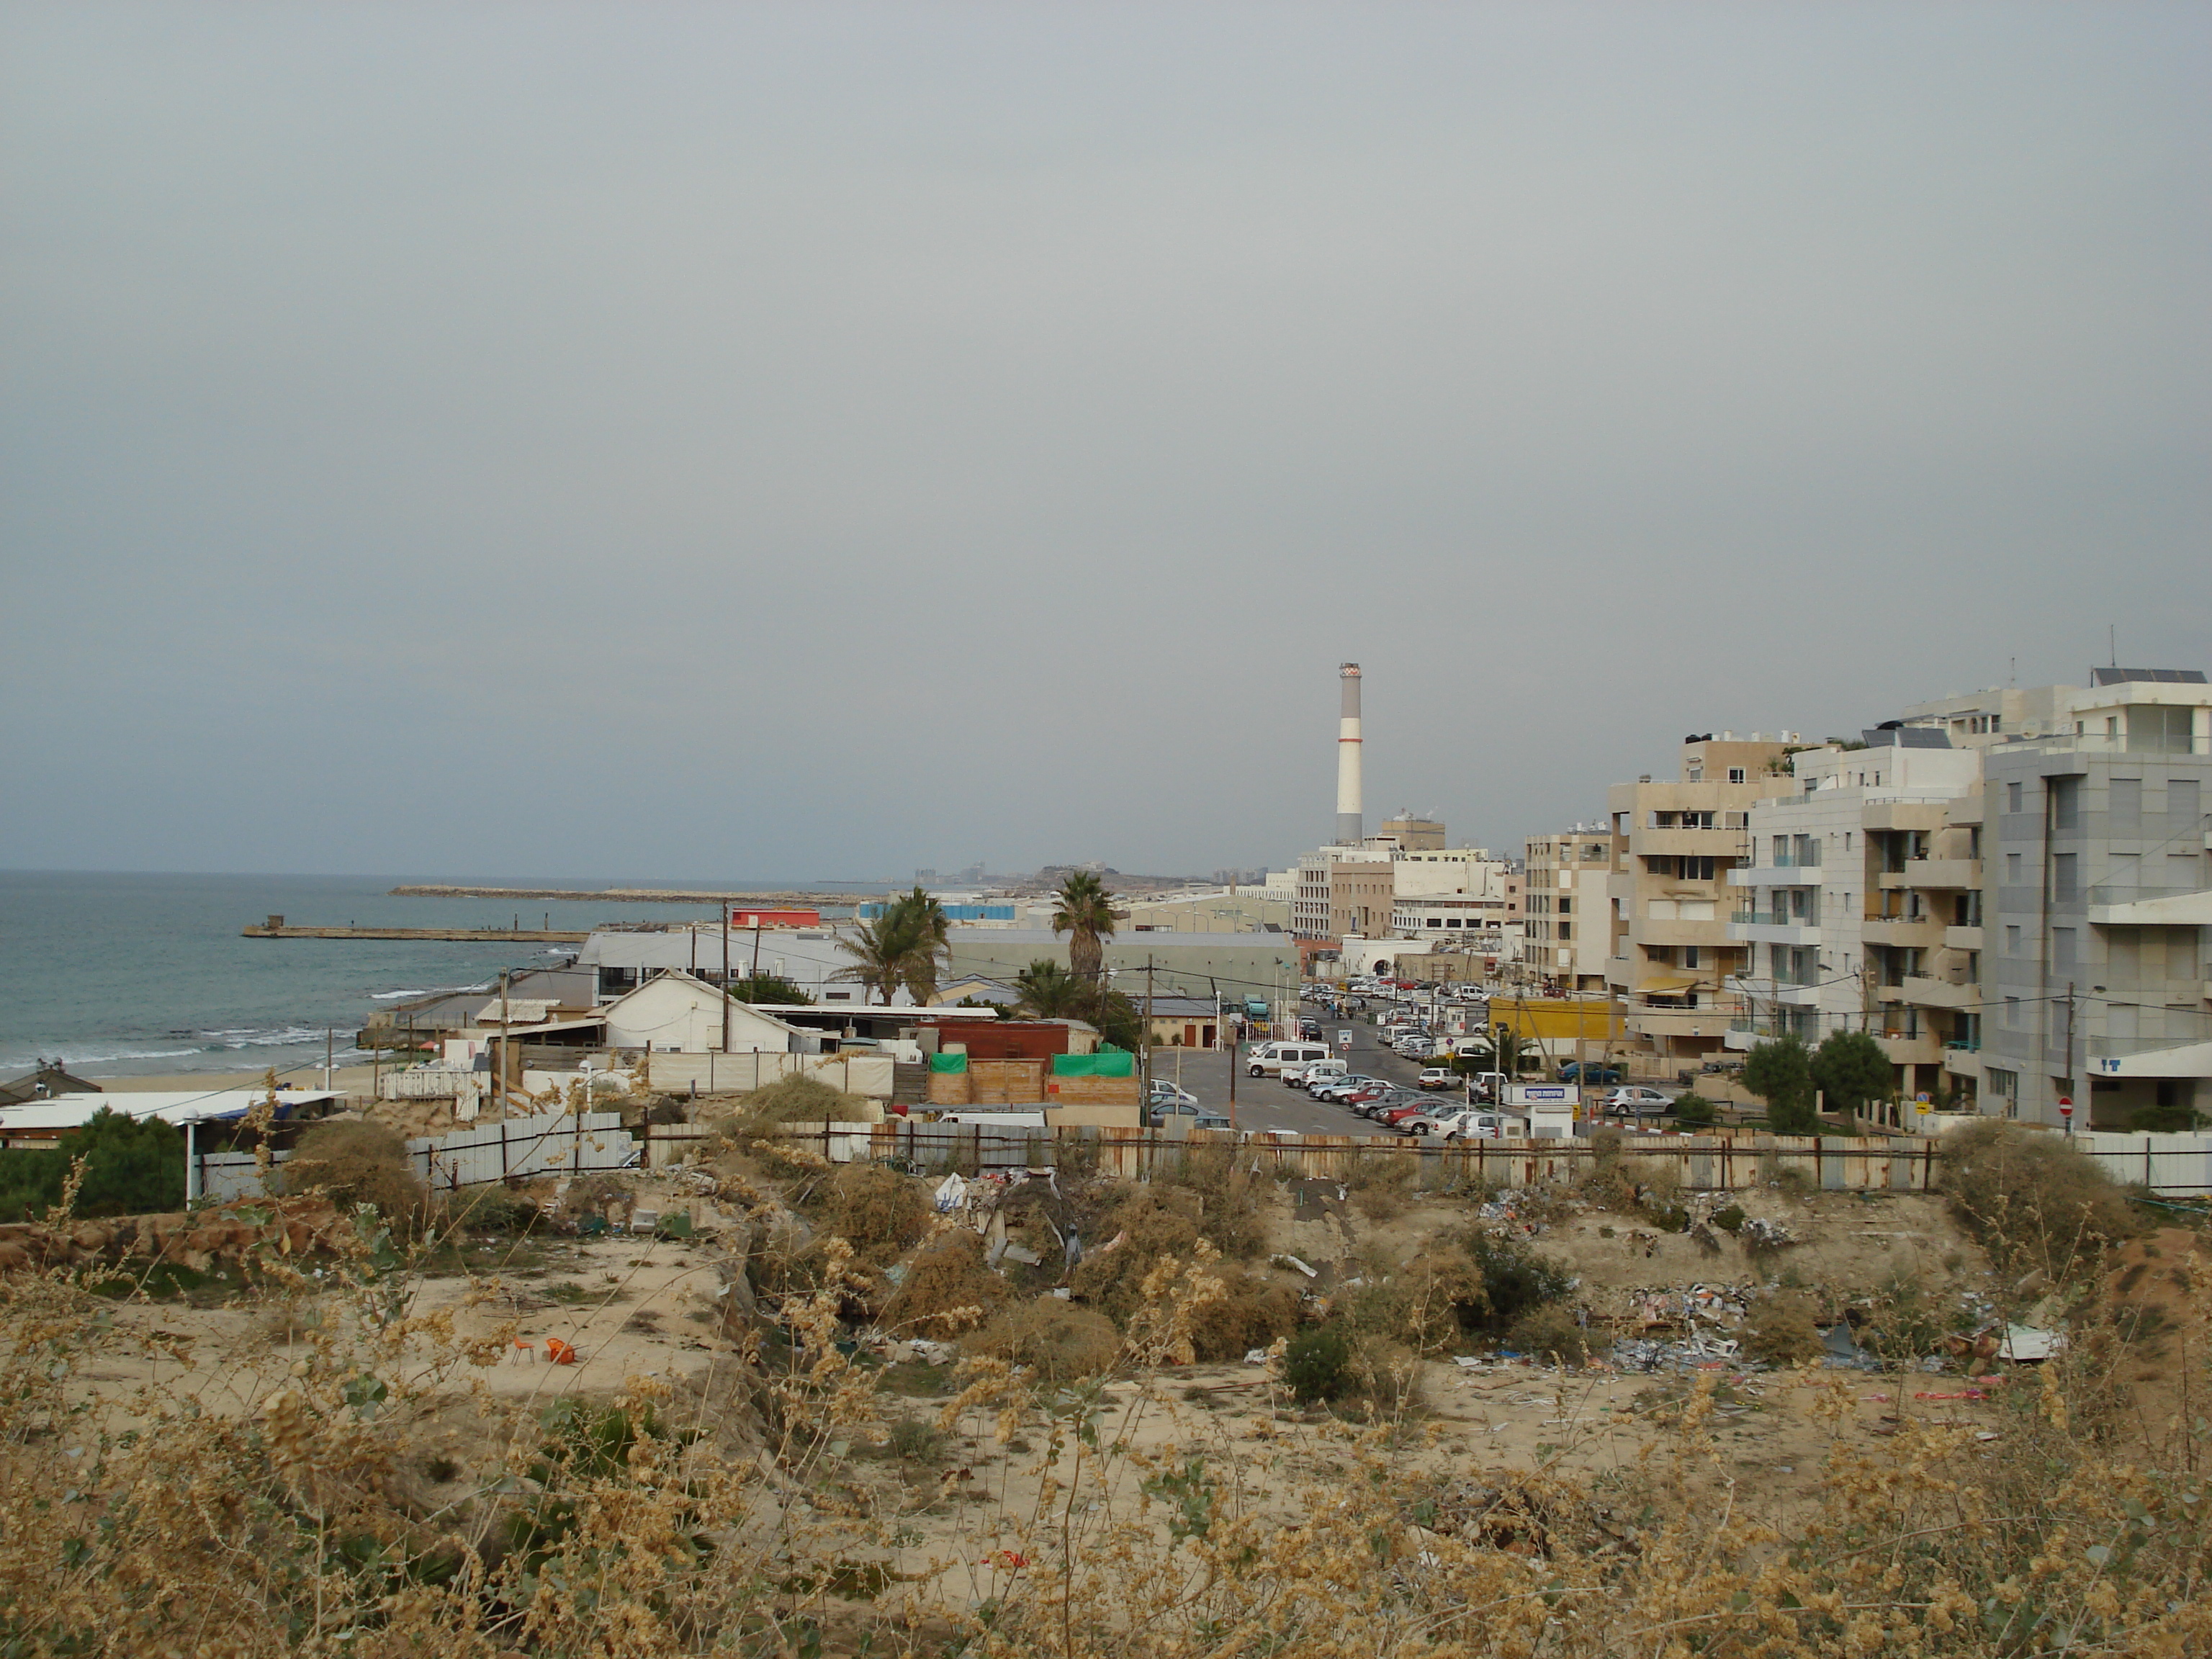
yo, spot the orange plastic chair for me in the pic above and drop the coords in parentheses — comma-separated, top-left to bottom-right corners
(544, 1338, 577, 1365)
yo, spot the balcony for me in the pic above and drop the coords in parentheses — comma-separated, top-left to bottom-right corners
(1634, 827, 1748, 858)
(1899, 974, 1976, 1010)
(2087, 885, 2212, 927)
(1874, 1031, 1942, 1065)
(1730, 910, 1822, 946)
(1862, 914, 1945, 948)
(1879, 858, 1981, 891)
(1730, 864, 1824, 888)
(1943, 925, 1983, 951)
(1727, 974, 1824, 1007)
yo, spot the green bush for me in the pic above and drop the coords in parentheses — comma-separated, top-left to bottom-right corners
(1282, 1326, 1354, 1403)
(1466, 1231, 1575, 1331)
(1671, 1092, 1717, 1127)
(0, 1108, 185, 1222)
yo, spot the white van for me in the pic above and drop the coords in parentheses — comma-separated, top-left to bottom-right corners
(1247, 1041, 1329, 1078)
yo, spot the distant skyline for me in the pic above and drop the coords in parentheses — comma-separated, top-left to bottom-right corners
(4, 4, 2206, 880)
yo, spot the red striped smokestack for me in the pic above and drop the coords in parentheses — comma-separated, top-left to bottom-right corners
(1336, 662, 1362, 844)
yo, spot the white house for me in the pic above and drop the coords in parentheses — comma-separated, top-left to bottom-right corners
(601, 971, 813, 1055)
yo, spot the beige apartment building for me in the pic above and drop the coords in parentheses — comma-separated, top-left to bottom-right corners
(1374, 812, 1447, 850)
(1605, 732, 1799, 1062)
(1521, 824, 1622, 991)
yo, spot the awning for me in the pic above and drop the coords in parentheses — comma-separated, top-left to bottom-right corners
(1636, 975, 1701, 996)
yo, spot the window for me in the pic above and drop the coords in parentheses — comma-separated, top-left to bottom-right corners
(2054, 853, 2079, 900)
(2005, 997, 2022, 1029)
(1728, 767, 1747, 783)
(2052, 777, 2080, 830)
(1682, 945, 1700, 968)
(2005, 924, 2022, 956)
(2126, 704, 2195, 754)
(2006, 853, 2023, 885)
(1559, 897, 1572, 915)
(2053, 927, 2076, 971)
(1987, 1067, 2017, 1098)
(1559, 922, 1571, 940)
(2008, 781, 2023, 814)
(2172, 779, 2201, 823)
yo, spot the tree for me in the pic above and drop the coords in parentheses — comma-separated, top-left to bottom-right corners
(0, 1107, 185, 1223)
(1013, 960, 1089, 1018)
(1810, 1030, 1895, 1120)
(724, 974, 813, 1005)
(831, 889, 948, 1005)
(1050, 871, 1118, 985)
(894, 886, 951, 1004)
(1743, 1035, 1817, 1133)
(1490, 1024, 1535, 1079)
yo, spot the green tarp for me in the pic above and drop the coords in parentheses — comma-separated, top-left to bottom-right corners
(1050, 1051, 1135, 1077)
(927, 1053, 968, 1074)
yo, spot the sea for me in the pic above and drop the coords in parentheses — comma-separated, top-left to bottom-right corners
(0, 871, 881, 1082)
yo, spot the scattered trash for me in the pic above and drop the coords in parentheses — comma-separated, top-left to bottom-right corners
(1000, 1243, 1042, 1267)
(933, 1174, 968, 1214)
(1739, 1217, 1797, 1250)
(1274, 1254, 1318, 1279)
(1244, 1348, 1270, 1365)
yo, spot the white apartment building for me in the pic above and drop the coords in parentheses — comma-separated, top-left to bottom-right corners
(1726, 729, 1983, 1105)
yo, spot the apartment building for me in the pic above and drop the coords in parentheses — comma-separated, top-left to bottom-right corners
(1521, 824, 1622, 991)
(1978, 671, 2211, 1129)
(1605, 732, 1798, 1061)
(1292, 846, 1395, 943)
(1725, 729, 1983, 1106)
(1374, 812, 1447, 851)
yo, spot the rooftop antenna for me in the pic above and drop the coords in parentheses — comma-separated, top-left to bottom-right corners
(2008, 655, 2015, 688)
(2109, 624, 2117, 670)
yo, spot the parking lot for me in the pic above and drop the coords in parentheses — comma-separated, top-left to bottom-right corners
(1144, 994, 1686, 1136)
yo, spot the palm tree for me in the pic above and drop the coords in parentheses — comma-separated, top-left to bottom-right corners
(832, 902, 920, 1004)
(1012, 959, 1088, 1018)
(1050, 871, 1117, 985)
(896, 885, 950, 1005)
(834, 888, 951, 1005)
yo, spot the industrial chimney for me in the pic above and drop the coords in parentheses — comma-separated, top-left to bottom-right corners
(1336, 662, 1363, 845)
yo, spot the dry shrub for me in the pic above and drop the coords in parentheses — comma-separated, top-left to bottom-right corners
(1336, 1244, 1488, 1355)
(964, 1299, 1121, 1382)
(1069, 1184, 1207, 1323)
(1940, 1119, 2141, 1283)
(1506, 1303, 1589, 1367)
(1187, 1268, 1300, 1362)
(1156, 1145, 1269, 1258)
(1346, 1336, 1425, 1414)
(280, 1119, 426, 1231)
(1344, 1148, 1416, 1221)
(1742, 1289, 1824, 1363)
(735, 1072, 876, 1125)
(881, 1227, 1007, 1335)
(814, 1163, 929, 1266)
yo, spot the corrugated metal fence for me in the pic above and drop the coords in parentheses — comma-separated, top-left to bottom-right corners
(641, 1123, 2212, 1195)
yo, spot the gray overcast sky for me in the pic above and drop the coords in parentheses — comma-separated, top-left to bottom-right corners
(3, 3, 2206, 881)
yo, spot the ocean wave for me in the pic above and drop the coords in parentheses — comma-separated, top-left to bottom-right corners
(369, 982, 492, 1002)
(0, 1043, 221, 1069)
(196, 1027, 329, 1050)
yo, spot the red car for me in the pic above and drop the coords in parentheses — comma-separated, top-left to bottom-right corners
(1374, 1102, 1431, 1128)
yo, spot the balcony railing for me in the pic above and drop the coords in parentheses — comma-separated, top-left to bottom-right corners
(2087, 884, 2208, 907)
(1732, 909, 1819, 928)
(1944, 1038, 1981, 1053)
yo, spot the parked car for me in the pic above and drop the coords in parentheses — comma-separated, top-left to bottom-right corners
(1194, 1112, 1231, 1130)
(1308, 1072, 1368, 1100)
(1427, 1110, 1513, 1142)
(1247, 1041, 1331, 1078)
(1375, 1102, 1434, 1131)
(1416, 1066, 1459, 1090)
(1289, 1059, 1348, 1089)
(1362, 1092, 1427, 1121)
(1147, 1081, 1199, 1109)
(1557, 1061, 1624, 1084)
(1599, 1086, 1674, 1118)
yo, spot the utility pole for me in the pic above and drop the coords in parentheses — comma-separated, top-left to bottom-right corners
(498, 969, 511, 1107)
(1141, 956, 1154, 1100)
(2062, 981, 2077, 1134)
(1226, 1008, 1238, 1133)
(721, 906, 731, 1053)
